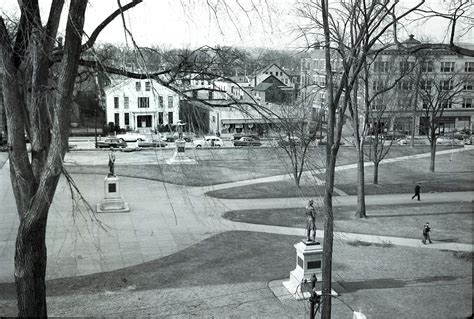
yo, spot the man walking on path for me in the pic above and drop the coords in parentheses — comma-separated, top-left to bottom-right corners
(412, 182, 421, 201)
(422, 222, 432, 244)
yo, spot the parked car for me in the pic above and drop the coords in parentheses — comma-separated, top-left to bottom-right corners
(233, 133, 259, 141)
(382, 131, 406, 140)
(96, 138, 127, 148)
(277, 136, 301, 147)
(436, 136, 462, 145)
(194, 136, 223, 148)
(233, 136, 262, 147)
(165, 134, 193, 142)
(116, 131, 147, 142)
(398, 136, 428, 145)
(138, 139, 167, 148)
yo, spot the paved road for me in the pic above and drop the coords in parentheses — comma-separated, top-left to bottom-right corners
(0, 147, 472, 283)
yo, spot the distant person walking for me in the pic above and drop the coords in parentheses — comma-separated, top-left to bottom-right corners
(411, 182, 421, 201)
(422, 222, 432, 244)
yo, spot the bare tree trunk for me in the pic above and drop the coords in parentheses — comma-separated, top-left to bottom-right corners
(322, 150, 336, 318)
(356, 147, 367, 217)
(373, 161, 379, 184)
(429, 139, 437, 172)
(15, 216, 48, 317)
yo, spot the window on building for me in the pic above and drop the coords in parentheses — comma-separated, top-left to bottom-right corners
(422, 99, 430, 109)
(208, 90, 213, 100)
(212, 115, 216, 123)
(462, 98, 473, 108)
(399, 61, 415, 73)
(168, 96, 173, 107)
(372, 98, 384, 110)
(440, 80, 453, 91)
(145, 81, 151, 91)
(463, 82, 473, 91)
(420, 80, 432, 91)
(192, 91, 198, 99)
(114, 96, 119, 108)
(440, 62, 455, 72)
(440, 99, 452, 109)
(373, 81, 385, 91)
(138, 97, 149, 108)
(398, 80, 412, 91)
(374, 61, 389, 73)
(168, 112, 173, 124)
(114, 113, 119, 125)
(135, 81, 141, 91)
(270, 71, 273, 75)
(124, 113, 130, 126)
(158, 95, 163, 107)
(421, 61, 433, 72)
(158, 112, 164, 125)
(465, 62, 474, 72)
(124, 96, 129, 109)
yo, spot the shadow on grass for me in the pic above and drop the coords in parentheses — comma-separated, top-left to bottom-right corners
(338, 275, 459, 293)
(368, 211, 473, 218)
(0, 231, 298, 300)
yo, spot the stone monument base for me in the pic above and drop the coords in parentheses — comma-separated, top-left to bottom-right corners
(96, 175, 130, 213)
(96, 198, 130, 213)
(283, 240, 338, 299)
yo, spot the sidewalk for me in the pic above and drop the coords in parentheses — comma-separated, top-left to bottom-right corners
(0, 147, 472, 284)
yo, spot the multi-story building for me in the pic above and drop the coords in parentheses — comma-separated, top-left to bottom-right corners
(300, 36, 474, 136)
(369, 35, 474, 135)
(104, 77, 180, 131)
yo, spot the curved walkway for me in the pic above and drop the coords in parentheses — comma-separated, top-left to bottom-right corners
(0, 147, 472, 283)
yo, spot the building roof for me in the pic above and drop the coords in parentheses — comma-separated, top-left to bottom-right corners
(253, 82, 274, 91)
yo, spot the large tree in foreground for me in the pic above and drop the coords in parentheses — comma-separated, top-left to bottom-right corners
(298, 0, 424, 317)
(0, 1, 141, 316)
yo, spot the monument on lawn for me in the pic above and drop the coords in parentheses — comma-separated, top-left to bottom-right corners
(97, 149, 130, 213)
(166, 120, 197, 165)
(283, 199, 338, 299)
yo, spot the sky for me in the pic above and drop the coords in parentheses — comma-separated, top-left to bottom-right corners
(0, 0, 472, 50)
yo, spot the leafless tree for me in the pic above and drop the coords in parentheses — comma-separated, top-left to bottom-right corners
(0, 1, 142, 316)
(298, 0, 424, 317)
(415, 58, 471, 171)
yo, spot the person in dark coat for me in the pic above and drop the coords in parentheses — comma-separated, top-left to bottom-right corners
(422, 222, 432, 244)
(411, 182, 421, 201)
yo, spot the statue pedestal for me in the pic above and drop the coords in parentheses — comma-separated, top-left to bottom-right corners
(166, 139, 197, 165)
(283, 240, 338, 299)
(96, 175, 130, 213)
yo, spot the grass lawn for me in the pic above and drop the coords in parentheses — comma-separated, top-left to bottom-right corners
(223, 202, 473, 244)
(65, 145, 461, 187)
(206, 147, 474, 198)
(0, 231, 471, 317)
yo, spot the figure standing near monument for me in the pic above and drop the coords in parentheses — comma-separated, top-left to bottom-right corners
(305, 199, 316, 242)
(108, 148, 116, 176)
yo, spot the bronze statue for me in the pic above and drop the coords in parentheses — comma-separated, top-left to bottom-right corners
(305, 199, 316, 241)
(176, 120, 186, 140)
(108, 149, 115, 176)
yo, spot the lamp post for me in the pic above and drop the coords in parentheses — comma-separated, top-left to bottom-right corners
(309, 274, 321, 319)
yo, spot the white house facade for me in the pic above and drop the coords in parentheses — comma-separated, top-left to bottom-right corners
(105, 78, 180, 130)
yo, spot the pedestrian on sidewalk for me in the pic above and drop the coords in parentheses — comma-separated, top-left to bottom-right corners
(411, 182, 421, 201)
(305, 199, 316, 242)
(422, 222, 432, 244)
